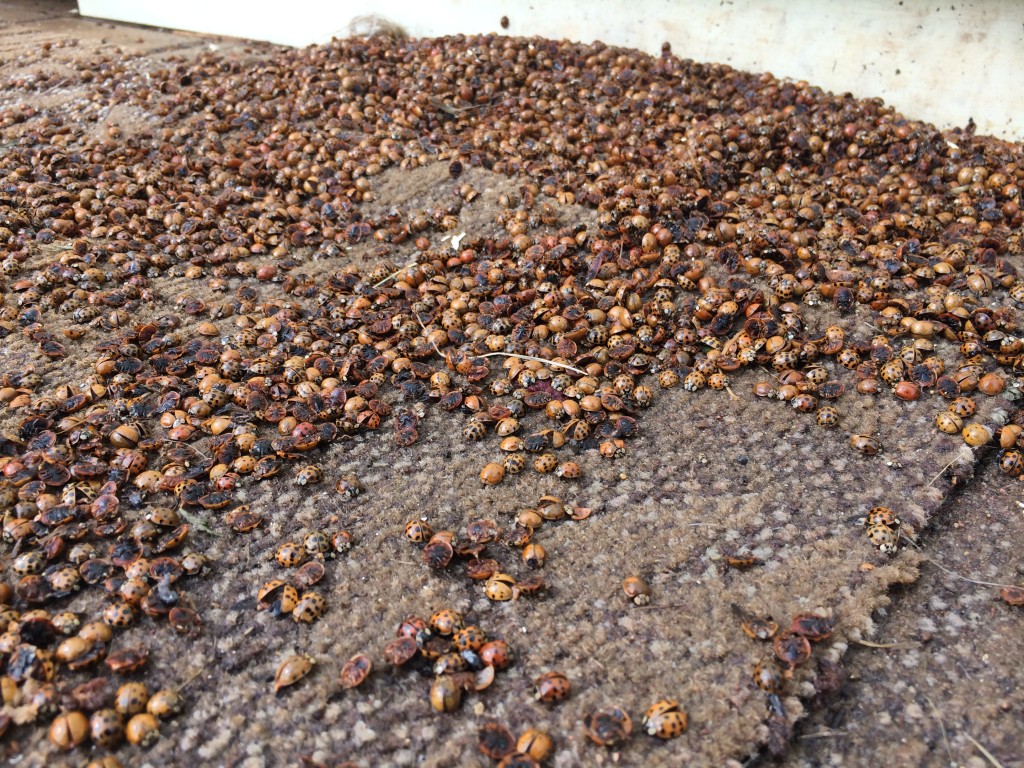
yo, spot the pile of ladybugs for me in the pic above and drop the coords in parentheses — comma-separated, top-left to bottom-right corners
(858, 506, 903, 556)
(404, 495, 590, 602)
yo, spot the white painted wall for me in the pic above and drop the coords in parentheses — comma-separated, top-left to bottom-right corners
(77, 0, 1024, 140)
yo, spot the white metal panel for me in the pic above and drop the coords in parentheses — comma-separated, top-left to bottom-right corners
(77, 0, 1024, 140)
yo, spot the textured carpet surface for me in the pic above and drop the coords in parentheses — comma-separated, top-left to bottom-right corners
(0, 3, 1021, 767)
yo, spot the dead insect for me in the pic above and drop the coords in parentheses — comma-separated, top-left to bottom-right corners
(274, 654, 315, 694)
(338, 653, 372, 689)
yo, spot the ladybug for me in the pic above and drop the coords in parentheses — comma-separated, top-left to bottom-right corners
(303, 530, 332, 557)
(725, 553, 762, 569)
(815, 406, 839, 427)
(533, 670, 570, 703)
(741, 617, 779, 641)
(430, 675, 462, 713)
(516, 574, 546, 597)
(125, 559, 153, 581)
(423, 535, 455, 569)
(496, 417, 520, 437)
(516, 729, 554, 762)
(274, 654, 315, 693)
(504, 453, 527, 473)
(850, 434, 882, 455)
(707, 372, 728, 391)
(791, 394, 818, 413)
(334, 474, 361, 498)
(13, 552, 45, 576)
(485, 573, 516, 601)
(479, 639, 513, 670)
(643, 699, 688, 739)
(51, 611, 80, 636)
(860, 506, 901, 528)
(119, 577, 151, 606)
(773, 631, 812, 667)
(879, 359, 906, 385)
(533, 454, 558, 474)
(622, 575, 651, 605)
(294, 465, 323, 486)
(232, 456, 257, 475)
(383, 636, 418, 666)
(257, 581, 299, 617)
(522, 543, 546, 569)
(331, 530, 353, 553)
(338, 653, 372, 689)
(612, 374, 635, 396)
(555, 461, 581, 479)
(962, 422, 993, 447)
(405, 520, 433, 544)
(752, 659, 783, 693)
(582, 706, 632, 747)
(115, 681, 150, 716)
(429, 609, 464, 636)
(999, 449, 1024, 478)
(433, 652, 468, 676)
(463, 420, 487, 441)
(866, 523, 898, 555)
(146, 507, 182, 527)
(49, 710, 89, 751)
(599, 438, 626, 459)
(949, 396, 977, 418)
(804, 366, 828, 386)
(90, 708, 124, 749)
(632, 385, 653, 406)
(456, 531, 495, 558)
(79, 621, 114, 644)
(1000, 586, 1024, 606)
(500, 436, 526, 452)
(477, 722, 516, 761)
(146, 688, 183, 719)
(292, 591, 327, 623)
(396, 615, 428, 639)
(275, 541, 306, 568)
(103, 602, 136, 628)
(480, 462, 506, 485)
(658, 370, 680, 388)
(789, 613, 835, 642)
(452, 625, 487, 653)
(415, 629, 449, 660)
(125, 712, 160, 747)
(563, 418, 590, 444)
(46, 565, 82, 598)
(293, 560, 325, 591)
(181, 552, 208, 576)
(935, 411, 963, 434)
(683, 371, 706, 392)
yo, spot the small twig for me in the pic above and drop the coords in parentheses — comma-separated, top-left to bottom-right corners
(965, 733, 1006, 768)
(926, 696, 954, 767)
(473, 352, 587, 376)
(926, 457, 963, 488)
(922, 556, 1020, 590)
(178, 667, 205, 692)
(412, 311, 443, 357)
(850, 639, 919, 650)
(799, 729, 847, 740)
(372, 260, 417, 288)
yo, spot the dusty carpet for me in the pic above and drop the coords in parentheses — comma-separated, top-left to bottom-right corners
(0, 3, 1022, 768)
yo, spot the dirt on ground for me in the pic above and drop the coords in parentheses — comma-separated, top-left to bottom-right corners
(0, 3, 1021, 768)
